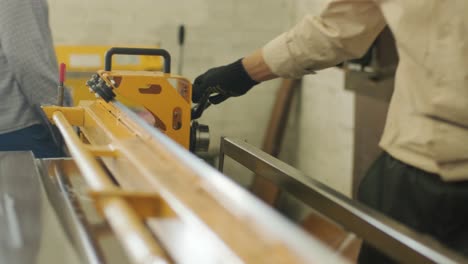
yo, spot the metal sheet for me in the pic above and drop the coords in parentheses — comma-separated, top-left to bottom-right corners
(37, 158, 104, 264)
(0, 152, 81, 264)
(40, 158, 132, 264)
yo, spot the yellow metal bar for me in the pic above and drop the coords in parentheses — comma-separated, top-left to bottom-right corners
(86, 145, 119, 157)
(52, 111, 171, 264)
(42, 106, 85, 126)
(88, 190, 175, 219)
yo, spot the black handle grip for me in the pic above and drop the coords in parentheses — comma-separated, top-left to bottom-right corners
(104, 47, 171, 73)
(178, 25, 185, 45)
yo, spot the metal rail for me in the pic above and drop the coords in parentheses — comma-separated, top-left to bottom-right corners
(219, 137, 468, 264)
(38, 159, 104, 264)
(52, 111, 170, 264)
(0, 152, 88, 264)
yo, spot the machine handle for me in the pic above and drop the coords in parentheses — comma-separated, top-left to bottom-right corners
(59, 63, 67, 83)
(104, 47, 171, 73)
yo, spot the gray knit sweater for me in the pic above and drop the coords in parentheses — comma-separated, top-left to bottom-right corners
(0, 0, 59, 134)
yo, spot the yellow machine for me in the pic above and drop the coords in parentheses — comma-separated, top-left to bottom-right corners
(48, 47, 207, 151)
(86, 48, 192, 148)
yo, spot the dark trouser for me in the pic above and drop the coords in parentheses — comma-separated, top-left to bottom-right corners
(0, 124, 63, 158)
(357, 152, 468, 263)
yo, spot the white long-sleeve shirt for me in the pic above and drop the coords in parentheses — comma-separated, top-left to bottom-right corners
(263, 0, 468, 181)
(0, 0, 59, 133)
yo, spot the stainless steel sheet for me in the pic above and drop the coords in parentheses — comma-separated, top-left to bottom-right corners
(0, 152, 81, 264)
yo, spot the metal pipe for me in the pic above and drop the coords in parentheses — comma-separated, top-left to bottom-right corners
(52, 111, 170, 264)
(218, 137, 468, 264)
(53, 112, 113, 190)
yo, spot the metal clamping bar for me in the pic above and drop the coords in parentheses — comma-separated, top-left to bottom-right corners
(52, 111, 171, 264)
(219, 137, 468, 264)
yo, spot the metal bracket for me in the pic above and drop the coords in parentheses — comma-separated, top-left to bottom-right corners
(42, 106, 85, 126)
(88, 190, 175, 219)
(85, 145, 119, 157)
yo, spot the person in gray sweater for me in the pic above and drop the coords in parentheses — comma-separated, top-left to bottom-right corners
(0, 0, 64, 157)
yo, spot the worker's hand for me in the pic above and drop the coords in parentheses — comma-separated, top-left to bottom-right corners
(192, 59, 259, 104)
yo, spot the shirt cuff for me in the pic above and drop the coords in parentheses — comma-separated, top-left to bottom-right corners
(262, 32, 315, 79)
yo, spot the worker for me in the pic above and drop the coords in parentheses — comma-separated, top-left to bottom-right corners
(192, 0, 468, 262)
(0, 0, 66, 158)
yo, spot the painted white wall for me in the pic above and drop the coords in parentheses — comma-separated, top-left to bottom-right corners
(296, 69, 355, 196)
(48, 0, 355, 196)
(291, 0, 355, 196)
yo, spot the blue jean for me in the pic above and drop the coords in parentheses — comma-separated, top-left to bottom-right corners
(0, 124, 63, 158)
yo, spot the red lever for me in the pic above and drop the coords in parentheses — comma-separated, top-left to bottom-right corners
(59, 63, 66, 83)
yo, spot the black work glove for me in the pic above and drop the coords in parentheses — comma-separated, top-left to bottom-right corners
(192, 59, 259, 105)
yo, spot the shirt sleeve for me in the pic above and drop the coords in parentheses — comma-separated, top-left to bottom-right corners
(262, 0, 386, 79)
(0, 0, 59, 106)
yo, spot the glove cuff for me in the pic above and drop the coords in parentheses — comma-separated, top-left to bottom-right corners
(226, 59, 259, 95)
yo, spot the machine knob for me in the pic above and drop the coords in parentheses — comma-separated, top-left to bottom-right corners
(86, 75, 116, 102)
(190, 121, 210, 153)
